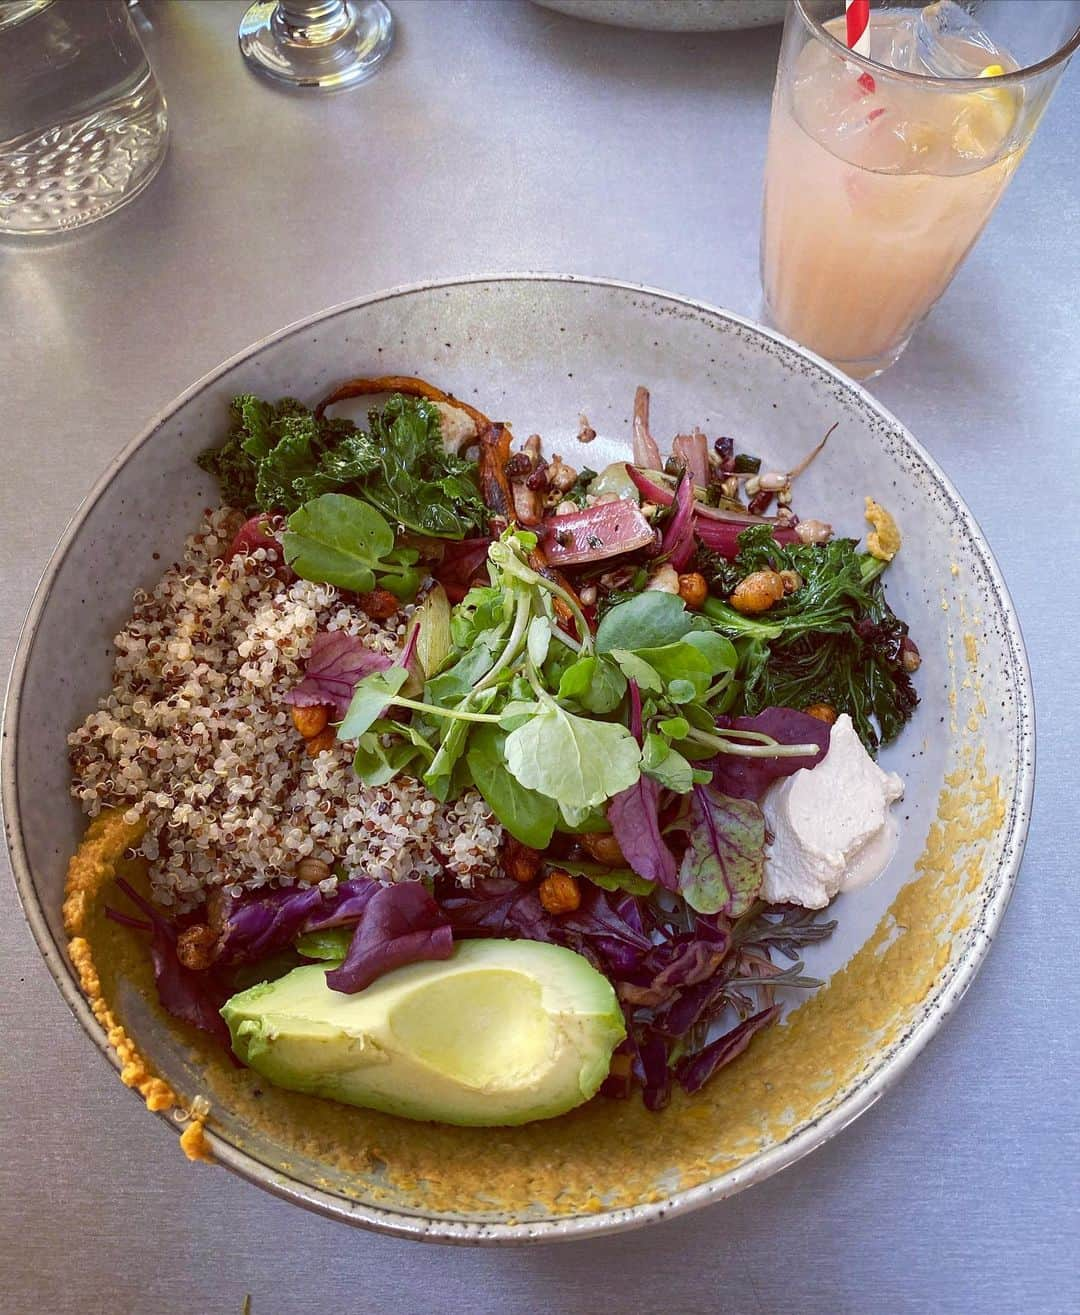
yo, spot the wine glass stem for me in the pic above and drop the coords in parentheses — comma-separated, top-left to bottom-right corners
(277, 0, 349, 34)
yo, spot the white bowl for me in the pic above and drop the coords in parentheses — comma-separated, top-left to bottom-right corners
(530, 1, 787, 31)
(2, 275, 1033, 1243)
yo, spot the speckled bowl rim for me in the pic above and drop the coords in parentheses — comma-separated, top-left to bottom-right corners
(2, 273, 1035, 1245)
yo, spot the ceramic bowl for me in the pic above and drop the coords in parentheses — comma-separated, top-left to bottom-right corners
(2, 275, 1033, 1243)
(530, 0, 787, 32)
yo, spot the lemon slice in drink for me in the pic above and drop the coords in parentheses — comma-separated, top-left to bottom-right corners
(953, 63, 1019, 159)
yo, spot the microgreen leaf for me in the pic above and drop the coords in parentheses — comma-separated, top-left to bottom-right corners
(595, 592, 694, 652)
(338, 667, 410, 740)
(466, 723, 558, 850)
(503, 700, 640, 812)
(609, 649, 664, 693)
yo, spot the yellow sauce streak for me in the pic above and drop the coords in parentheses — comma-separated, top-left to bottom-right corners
(64, 810, 213, 1158)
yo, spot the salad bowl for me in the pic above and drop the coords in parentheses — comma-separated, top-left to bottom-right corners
(2, 275, 1033, 1243)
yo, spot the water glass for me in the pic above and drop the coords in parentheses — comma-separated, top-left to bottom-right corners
(0, 0, 168, 236)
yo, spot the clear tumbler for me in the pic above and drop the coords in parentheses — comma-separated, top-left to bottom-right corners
(0, 0, 168, 236)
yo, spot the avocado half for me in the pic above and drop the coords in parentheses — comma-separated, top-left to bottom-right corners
(221, 938, 626, 1126)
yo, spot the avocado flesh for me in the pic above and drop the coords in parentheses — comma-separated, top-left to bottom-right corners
(221, 938, 626, 1126)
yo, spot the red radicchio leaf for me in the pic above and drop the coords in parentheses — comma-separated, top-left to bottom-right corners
(675, 1004, 781, 1094)
(285, 631, 393, 718)
(709, 707, 831, 799)
(325, 882, 454, 994)
(673, 785, 766, 918)
(660, 472, 696, 572)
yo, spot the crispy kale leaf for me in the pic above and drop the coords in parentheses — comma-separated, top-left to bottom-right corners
(706, 526, 918, 752)
(197, 393, 486, 539)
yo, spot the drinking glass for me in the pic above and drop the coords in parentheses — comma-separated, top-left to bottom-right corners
(239, 0, 393, 90)
(761, 0, 1080, 380)
(0, 0, 168, 236)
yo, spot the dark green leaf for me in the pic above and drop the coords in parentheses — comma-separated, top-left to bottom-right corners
(282, 494, 395, 592)
(466, 723, 558, 849)
(595, 592, 694, 653)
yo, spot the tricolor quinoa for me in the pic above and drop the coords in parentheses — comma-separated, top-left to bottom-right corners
(67, 508, 501, 911)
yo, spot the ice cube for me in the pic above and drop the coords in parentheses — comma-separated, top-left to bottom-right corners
(916, 0, 1003, 78)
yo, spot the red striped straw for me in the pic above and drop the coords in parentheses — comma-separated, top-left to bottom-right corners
(845, 0, 876, 93)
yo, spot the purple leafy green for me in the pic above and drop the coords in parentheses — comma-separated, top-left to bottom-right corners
(325, 882, 453, 994)
(214, 877, 380, 964)
(675, 1004, 781, 1094)
(112, 877, 233, 1048)
(608, 775, 678, 890)
(709, 707, 831, 799)
(607, 678, 679, 889)
(285, 630, 393, 718)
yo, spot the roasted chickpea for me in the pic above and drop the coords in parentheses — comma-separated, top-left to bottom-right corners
(356, 588, 401, 620)
(677, 572, 708, 610)
(538, 870, 581, 914)
(290, 704, 329, 738)
(804, 703, 838, 725)
(729, 570, 786, 615)
(305, 728, 337, 757)
(502, 836, 543, 883)
(176, 924, 217, 971)
(579, 832, 626, 866)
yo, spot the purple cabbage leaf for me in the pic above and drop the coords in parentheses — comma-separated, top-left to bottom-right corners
(213, 877, 380, 964)
(675, 1004, 781, 1094)
(111, 877, 233, 1048)
(325, 882, 453, 994)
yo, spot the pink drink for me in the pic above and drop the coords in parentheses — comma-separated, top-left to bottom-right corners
(762, 4, 1025, 379)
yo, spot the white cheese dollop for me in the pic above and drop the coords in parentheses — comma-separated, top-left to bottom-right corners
(760, 714, 903, 910)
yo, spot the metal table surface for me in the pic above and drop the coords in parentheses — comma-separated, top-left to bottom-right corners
(1, 2, 1077, 1312)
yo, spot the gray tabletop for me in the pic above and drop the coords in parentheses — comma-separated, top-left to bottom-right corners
(2, 2, 1078, 1312)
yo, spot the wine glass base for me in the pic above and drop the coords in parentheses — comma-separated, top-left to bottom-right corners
(239, 0, 394, 90)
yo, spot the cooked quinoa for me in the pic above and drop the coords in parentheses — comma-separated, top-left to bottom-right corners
(68, 508, 503, 911)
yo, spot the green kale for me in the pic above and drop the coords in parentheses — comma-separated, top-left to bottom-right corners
(702, 526, 918, 753)
(197, 392, 486, 539)
(360, 394, 488, 538)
